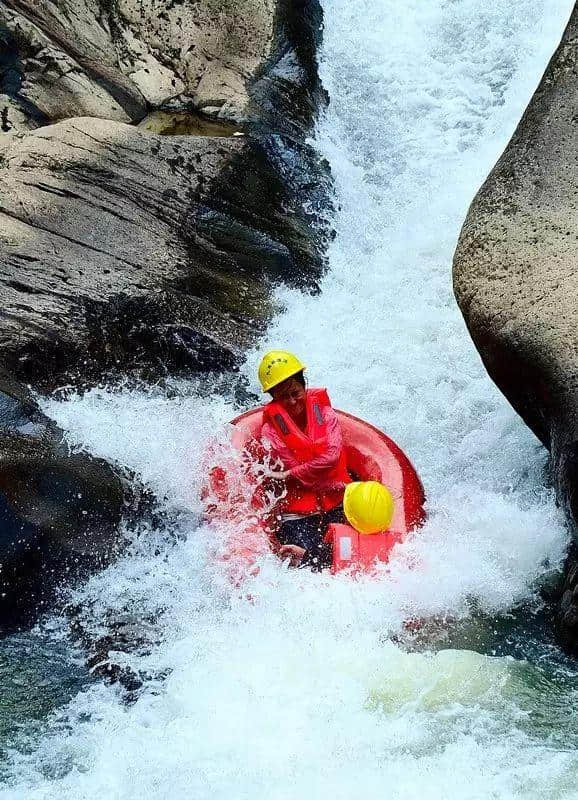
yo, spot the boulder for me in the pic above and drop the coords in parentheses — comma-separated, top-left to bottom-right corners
(0, 0, 330, 391)
(0, 0, 278, 133)
(0, 0, 329, 626)
(0, 369, 127, 625)
(0, 115, 330, 389)
(452, 4, 578, 649)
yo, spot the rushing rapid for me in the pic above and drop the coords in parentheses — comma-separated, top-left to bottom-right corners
(3, 0, 578, 797)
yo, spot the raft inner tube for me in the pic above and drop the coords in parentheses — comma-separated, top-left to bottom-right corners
(221, 408, 426, 571)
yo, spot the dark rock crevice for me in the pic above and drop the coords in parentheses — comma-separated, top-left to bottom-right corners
(248, 0, 327, 138)
(0, 25, 50, 129)
(0, 368, 147, 630)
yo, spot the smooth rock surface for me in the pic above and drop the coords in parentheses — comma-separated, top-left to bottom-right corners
(0, 116, 330, 388)
(452, 4, 578, 650)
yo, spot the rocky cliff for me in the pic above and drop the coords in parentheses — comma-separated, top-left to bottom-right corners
(0, 0, 330, 621)
(1, 0, 276, 129)
(452, 4, 578, 650)
(0, 0, 330, 390)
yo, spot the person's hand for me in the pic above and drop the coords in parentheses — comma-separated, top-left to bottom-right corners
(261, 466, 290, 480)
(278, 544, 306, 567)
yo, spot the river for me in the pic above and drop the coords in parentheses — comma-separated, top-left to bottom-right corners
(2, 0, 578, 797)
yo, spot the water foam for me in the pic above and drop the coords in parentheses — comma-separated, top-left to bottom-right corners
(4, 0, 578, 796)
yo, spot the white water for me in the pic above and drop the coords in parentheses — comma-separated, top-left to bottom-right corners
(4, 0, 578, 796)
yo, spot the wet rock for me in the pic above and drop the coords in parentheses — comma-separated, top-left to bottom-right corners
(452, 5, 578, 652)
(0, 369, 127, 626)
(0, 116, 330, 389)
(247, 0, 327, 138)
(0, 0, 329, 632)
(556, 552, 578, 646)
(67, 603, 166, 696)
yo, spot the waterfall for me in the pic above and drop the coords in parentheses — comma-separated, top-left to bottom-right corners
(4, 0, 578, 797)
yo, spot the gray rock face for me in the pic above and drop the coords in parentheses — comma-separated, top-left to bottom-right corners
(0, 115, 330, 388)
(0, 0, 329, 626)
(0, 0, 277, 133)
(452, 5, 578, 650)
(0, 0, 330, 391)
(0, 369, 126, 625)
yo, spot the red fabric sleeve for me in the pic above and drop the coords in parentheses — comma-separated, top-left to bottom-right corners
(261, 421, 301, 470)
(262, 408, 345, 489)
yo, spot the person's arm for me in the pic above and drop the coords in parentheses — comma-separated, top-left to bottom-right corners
(289, 408, 344, 487)
(261, 421, 301, 471)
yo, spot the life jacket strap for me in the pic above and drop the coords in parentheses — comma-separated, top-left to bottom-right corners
(273, 413, 289, 435)
(313, 403, 324, 425)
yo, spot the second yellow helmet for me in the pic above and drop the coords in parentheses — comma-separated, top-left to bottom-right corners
(343, 481, 395, 535)
(258, 350, 306, 392)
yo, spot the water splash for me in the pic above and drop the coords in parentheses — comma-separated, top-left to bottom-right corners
(4, 0, 578, 796)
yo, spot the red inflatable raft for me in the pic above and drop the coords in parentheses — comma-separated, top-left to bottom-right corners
(205, 407, 426, 575)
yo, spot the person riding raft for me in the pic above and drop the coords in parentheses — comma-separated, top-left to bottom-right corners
(258, 349, 352, 569)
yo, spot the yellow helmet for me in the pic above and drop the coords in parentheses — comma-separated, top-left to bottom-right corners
(343, 481, 395, 535)
(258, 350, 306, 393)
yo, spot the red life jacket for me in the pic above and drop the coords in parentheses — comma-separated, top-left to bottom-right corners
(262, 388, 351, 515)
(324, 523, 404, 574)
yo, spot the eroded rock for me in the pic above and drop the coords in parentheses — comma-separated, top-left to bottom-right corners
(0, 115, 330, 389)
(0, 0, 277, 133)
(452, 4, 578, 651)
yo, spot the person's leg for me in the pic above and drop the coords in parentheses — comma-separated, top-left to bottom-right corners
(278, 514, 321, 551)
(311, 504, 346, 570)
(277, 514, 332, 571)
(322, 504, 346, 526)
(305, 507, 344, 571)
